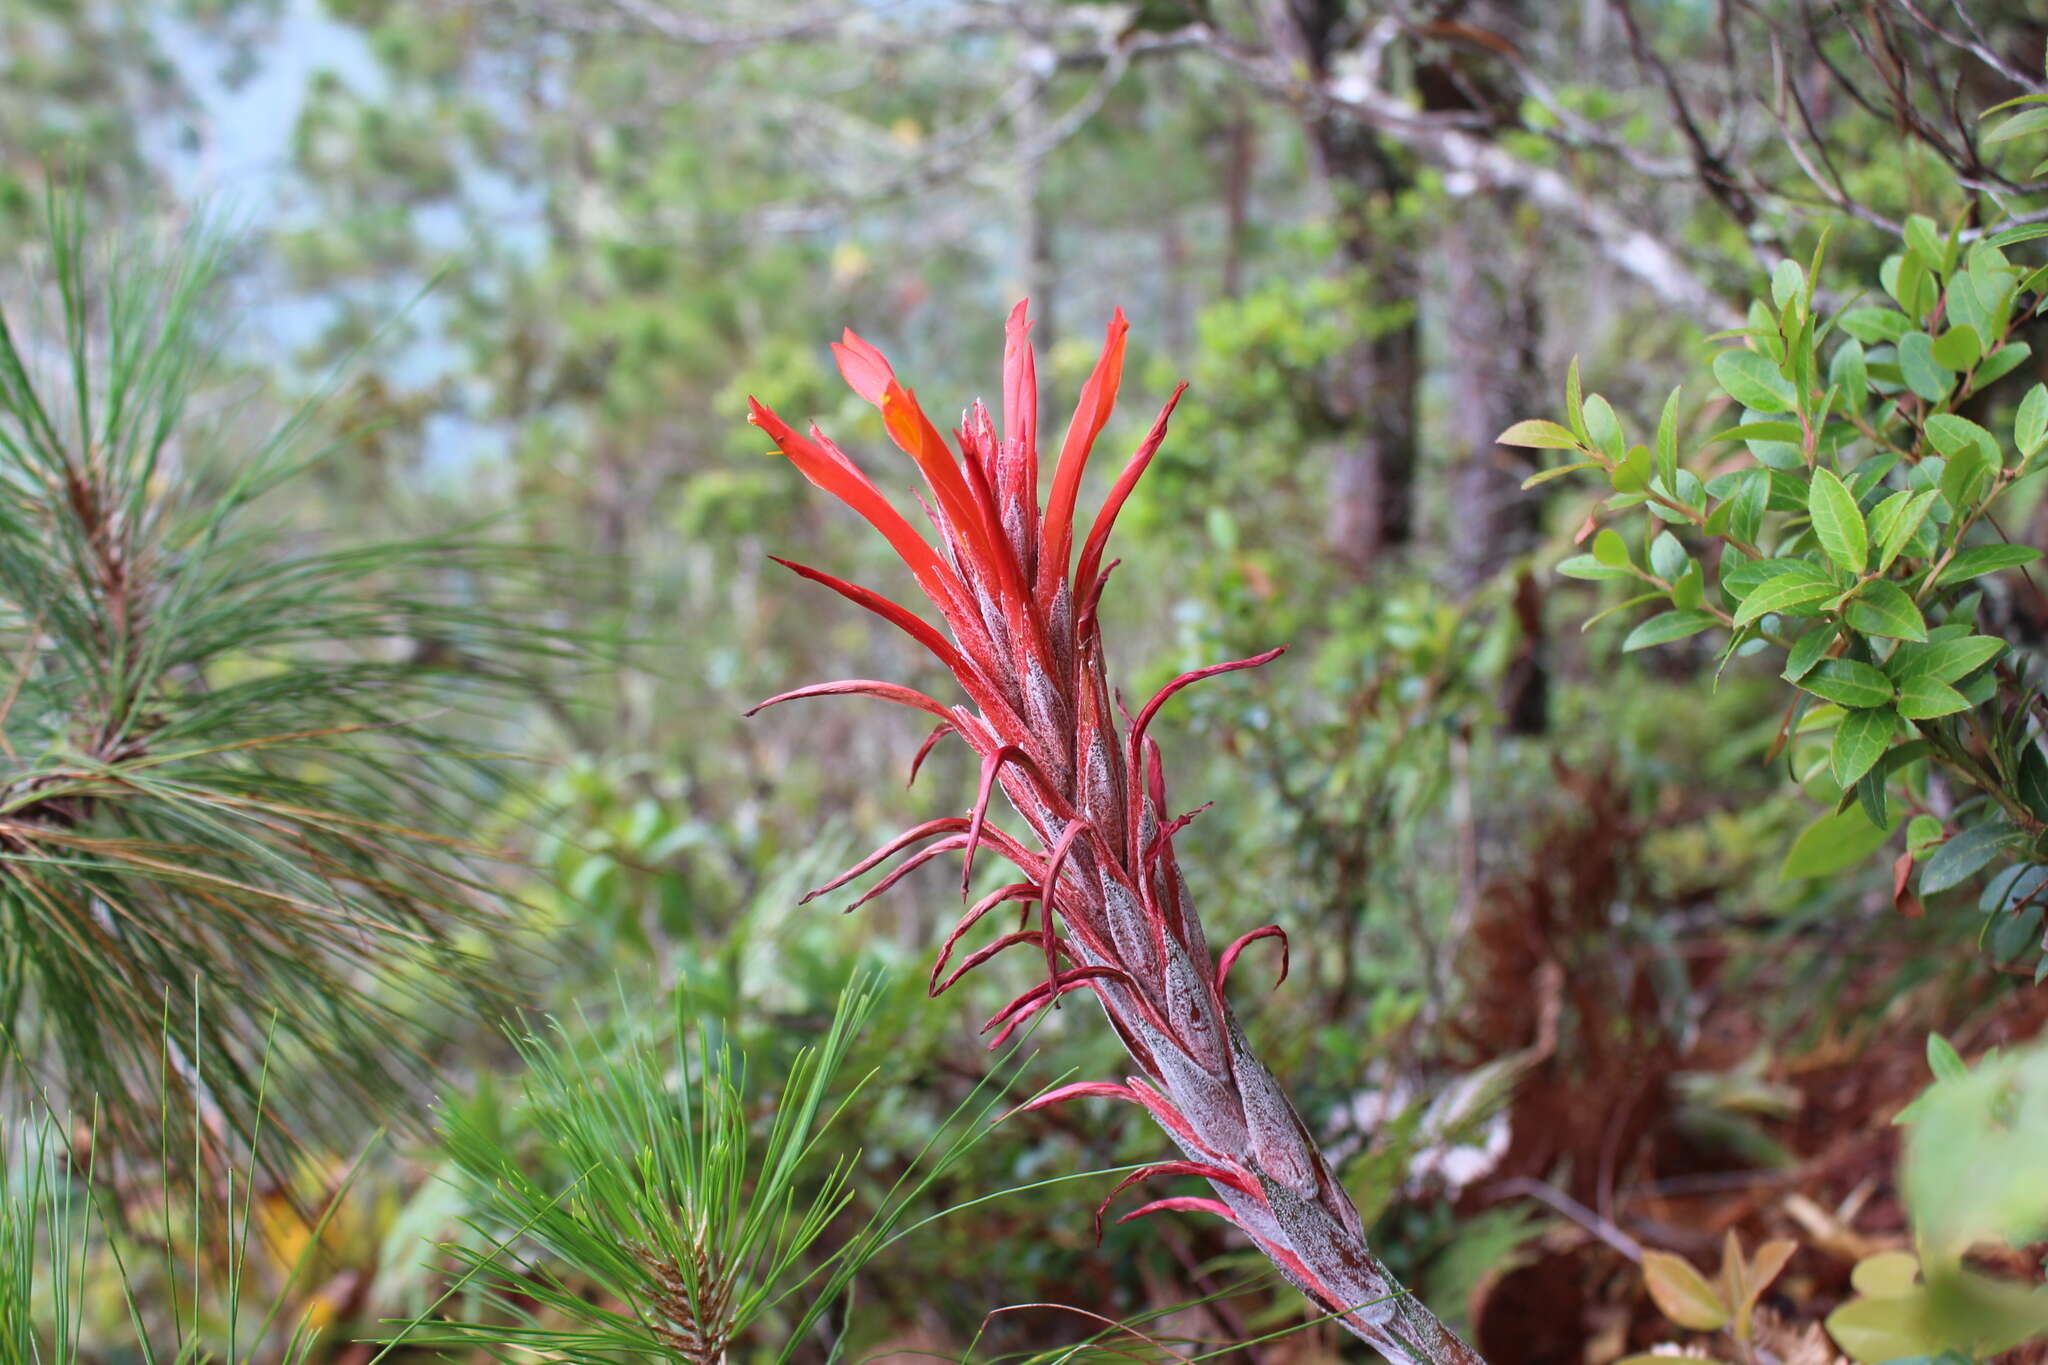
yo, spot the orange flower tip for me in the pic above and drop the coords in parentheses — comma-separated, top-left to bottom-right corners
(833, 332, 895, 404)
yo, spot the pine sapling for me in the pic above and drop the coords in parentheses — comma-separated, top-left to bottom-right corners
(747, 305, 1485, 1365)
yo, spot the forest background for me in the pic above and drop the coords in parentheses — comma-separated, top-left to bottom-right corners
(6, 1, 2048, 1362)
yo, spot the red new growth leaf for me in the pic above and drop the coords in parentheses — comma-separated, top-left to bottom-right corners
(747, 305, 1485, 1365)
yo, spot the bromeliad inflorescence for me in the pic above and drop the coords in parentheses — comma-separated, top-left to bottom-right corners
(746, 305, 1483, 1365)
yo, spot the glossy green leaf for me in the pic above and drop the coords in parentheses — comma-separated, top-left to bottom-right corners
(1936, 544, 2041, 585)
(1497, 419, 1584, 450)
(1922, 820, 2024, 894)
(1521, 460, 1602, 488)
(1990, 223, 2048, 248)
(1622, 609, 1719, 652)
(1671, 560, 1705, 609)
(1557, 554, 1634, 581)
(1808, 467, 1867, 574)
(2017, 384, 2047, 458)
(1733, 571, 1837, 626)
(1713, 348, 1796, 414)
(1654, 386, 1681, 490)
(1872, 489, 1939, 571)
(1896, 676, 1969, 719)
(1583, 395, 1625, 460)
(1649, 531, 1686, 580)
(1986, 105, 2048, 144)
(1904, 214, 1949, 271)
(1839, 307, 1911, 343)
(1897, 332, 1955, 402)
(1782, 806, 1897, 880)
(1830, 337, 1868, 414)
(1924, 413, 1999, 465)
(1833, 707, 1897, 788)
(1938, 446, 1993, 515)
(1782, 626, 1835, 682)
(1926, 1034, 1966, 1082)
(1992, 902, 2045, 964)
(1771, 258, 1805, 310)
(1612, 443, 1652, 492)
(2021, 745, 2048, 822)
(1844, 580, 1928, 641)
(1705, 420, 1804, 445)
(1801, 659, 1894, 708)
(1825, 1289, 1946, 1364)
(1977, 341, 2032, 387)
(1929, 324, 1981, 371)
(1592, 528, 1630, 567)
(1888, 635, 2004, 683)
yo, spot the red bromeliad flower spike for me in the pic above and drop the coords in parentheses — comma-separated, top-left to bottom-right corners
(747, 304, 1485, 1365)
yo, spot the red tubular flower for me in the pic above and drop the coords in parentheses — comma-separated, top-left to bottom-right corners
(747, 304, 1483, 1365)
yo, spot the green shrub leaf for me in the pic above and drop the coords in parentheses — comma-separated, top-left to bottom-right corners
(1733, 570, 1837, 626)
(1809, 468, 1868, 574)
(1622, 609, 1719, 652)
(1498, 419, 1584, 450)
(1713, 349, 1796, 413)
(1801, 659, 1894, 708)
(1833, 707, 1898, 788)
(1922, 821, 2025, 895)
(2018, 384, 2048, 458)
(1888, 635, 2004, 683)
(1898, 332, 1955, 402)
(1782, 807, 1897, 880)
(1844, 580, 1928, 641)
(1937, 544, 2041, 586)
(1895, 676, 1968, 719)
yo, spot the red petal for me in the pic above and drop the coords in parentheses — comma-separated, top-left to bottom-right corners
(842, 835, 970, 912)
(748, 398, 957, 601)
(1114, 1196, 1240, 1228)
(802, 817, 970, 904)
(1074, 382, 1185, 602)
(1036, 819, 1092, 993)
(930, 930, 1057, 997)
(963, 744, 1049, 894)
(879, 385, 1016, 593)
(1094, 1160, 1263, 1241)
(906, 723, 952, 788)
(1143, 803, 1213, 876)
(746, 678, 953, 724)
(1002, 299, 1036, 478)
(1217, 924, 1290, 993)
(1128, 647, 1285, 765)
(1007, 1080, 1136, 1119)
(933, 882, 1039, 988)
(984, 991, 1053, 1049)
(980, 965, 1130, 1035)
(832, 328, 895, 404)
(1038, 309, 1129, 601)
(769, 557, 967, 676)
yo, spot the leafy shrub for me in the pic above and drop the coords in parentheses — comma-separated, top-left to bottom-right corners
(1508, 216, 2048, 975)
